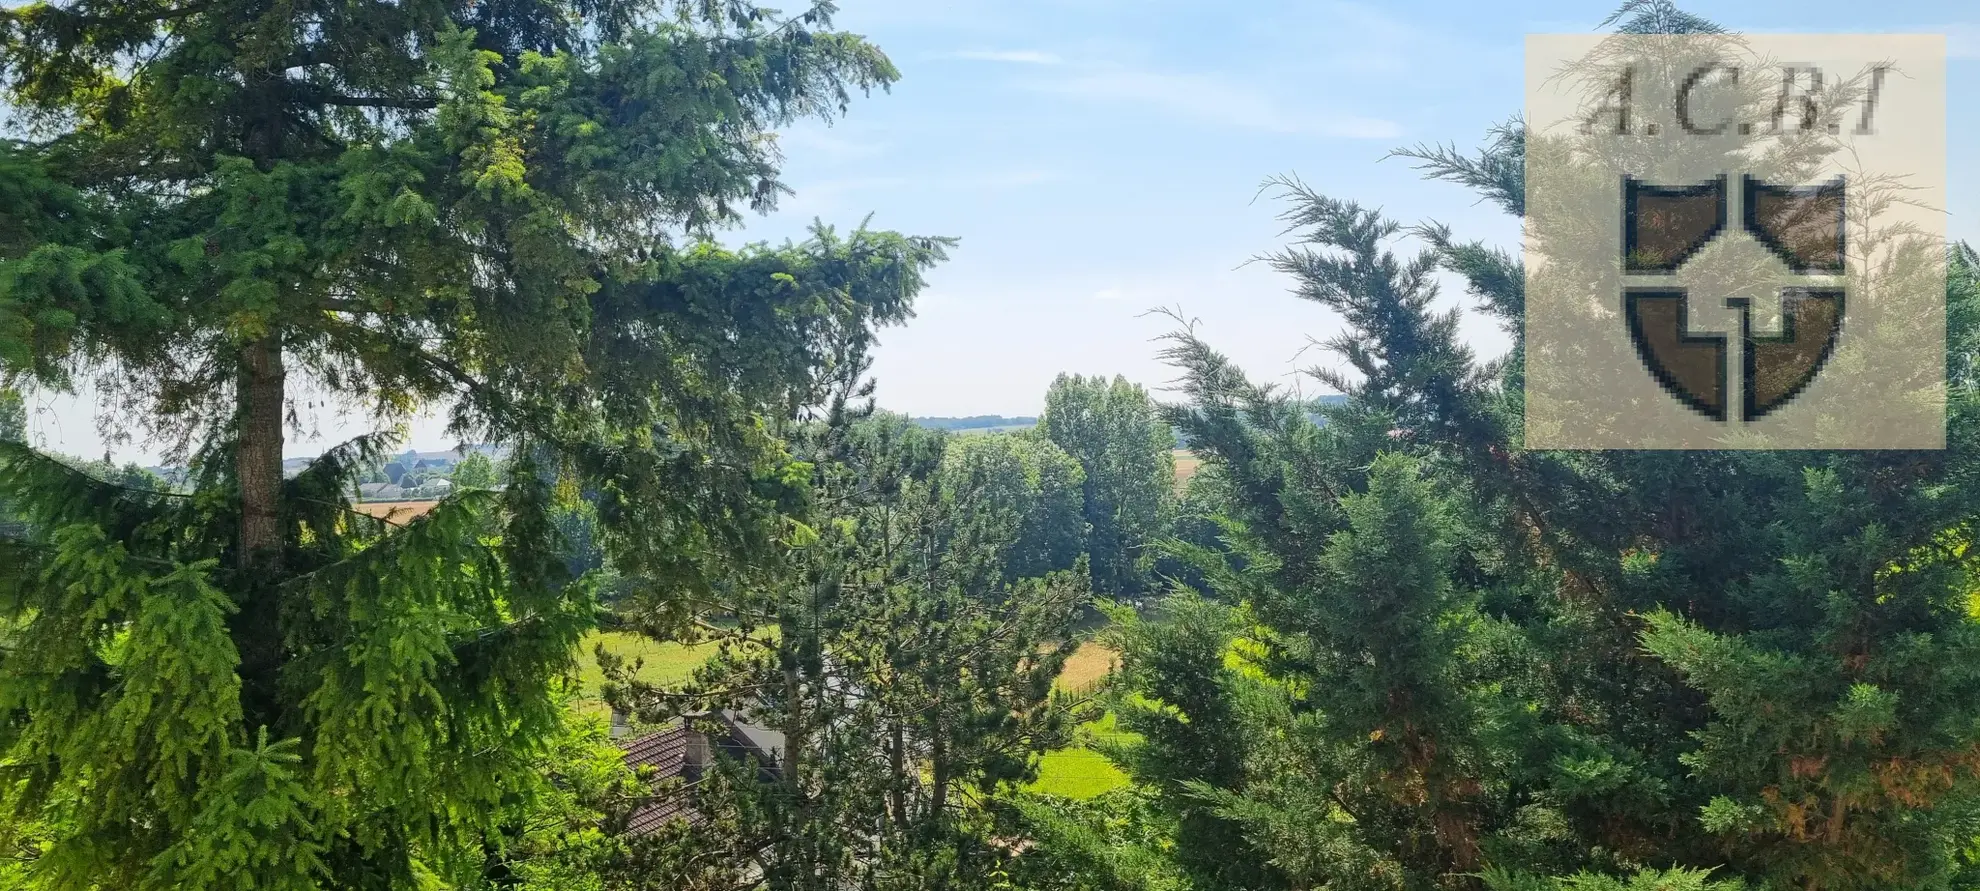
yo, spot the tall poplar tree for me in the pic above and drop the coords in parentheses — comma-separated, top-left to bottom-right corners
(0, 0, 946, 887)
(1040, 374, 1175, 597)
(939, 431, 1087, 584)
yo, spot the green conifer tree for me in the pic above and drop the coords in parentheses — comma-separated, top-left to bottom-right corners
(0, 0, 946, 886)
(1068, 5, 1980, 890)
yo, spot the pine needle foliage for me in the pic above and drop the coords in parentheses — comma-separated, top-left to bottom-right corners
(0, 0, 947, 885)
(0, 436, 593, 889)
(602, 412, 1088, 890)
(1086, 4, 1980, 890)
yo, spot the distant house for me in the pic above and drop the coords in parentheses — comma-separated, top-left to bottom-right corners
(145, 466, 191, 489)
(357, 482, 405, 501)
(392, 479, 450, 501)
(616, 710, 785, 835)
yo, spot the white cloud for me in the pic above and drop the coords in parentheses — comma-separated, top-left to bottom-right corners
(1315, 115, 1405, 139)
(774, 169, 1062, 217)
(796, 175, 916, 199)
(827, 0, 1006, 32)
(954, 169, 1063, 188)
(1028, 65, 1401, 138)
(1240, 0, 1500, 81)
(1093, 287, 1126, 301)
(776, 126, 888, 161)
(1946, 24, 1979, 60)
(1299, 1, 1428, 75)
(773, 176, 912, 218)
(950, 49, 1064, 65)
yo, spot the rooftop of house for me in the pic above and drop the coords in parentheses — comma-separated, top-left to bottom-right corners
(616, 710, 784, 836)
(622, 725, 703, 834)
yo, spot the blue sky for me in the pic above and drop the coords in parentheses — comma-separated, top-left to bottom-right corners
(22, 0, 1980, 462)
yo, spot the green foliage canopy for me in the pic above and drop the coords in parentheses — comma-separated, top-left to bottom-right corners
(451, 451, 500, 491)
(601, 410, 1086, 890)
(938, 431, 1087, 585)
(0, 0, 947, 887)
(1041, 6, 1980, 891)
(1040, 374, 1175, 597)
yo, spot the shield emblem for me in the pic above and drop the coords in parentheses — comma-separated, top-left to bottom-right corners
(1622, 175, 1846, 422)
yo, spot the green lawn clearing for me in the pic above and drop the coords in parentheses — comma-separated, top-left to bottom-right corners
(574, 625, 1137, 799)
(1030, 709, 1135, 798)
(571, 630, 723, 713)
(1031, 640, 1136, 799)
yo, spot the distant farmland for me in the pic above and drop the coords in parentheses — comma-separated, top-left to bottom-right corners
(350, 500, 440, 523)
(952, 423, 1035, 435)
(911, 415, 1037, 433)
(1173, 450, 1201, 490)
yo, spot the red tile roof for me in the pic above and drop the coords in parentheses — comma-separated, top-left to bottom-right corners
(616, 714, 784, 837)
(620, 726, 702, 835)
(626, 786, 701, 835)
(623, 726, 693, 775)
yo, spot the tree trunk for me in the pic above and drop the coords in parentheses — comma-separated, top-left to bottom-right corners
(780, 611, 811, 891)
(929, 726, 948, 822)
(889, 721, 908, 828)
(233, 334, 286, 727)
(237, 334, 286, 569)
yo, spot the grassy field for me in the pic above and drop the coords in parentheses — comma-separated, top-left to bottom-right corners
(1057, 638, 1117, 692)
(576, 626, 1137, 799)
(571, 630, 727, 713)
(1029, 639, 1134, 799)
(1030, 709, 1134, 799)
